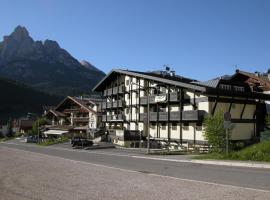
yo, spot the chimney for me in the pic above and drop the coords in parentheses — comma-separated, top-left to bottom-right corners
(170, 70, 175, 77)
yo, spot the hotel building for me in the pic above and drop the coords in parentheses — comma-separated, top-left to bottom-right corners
(93, 68, 270, 147)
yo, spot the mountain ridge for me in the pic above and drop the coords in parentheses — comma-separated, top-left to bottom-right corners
(0, 25, 105, 96)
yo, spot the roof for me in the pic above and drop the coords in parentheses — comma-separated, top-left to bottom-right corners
(192, 78, 221, 88)
(55, 96, 97, 114)
(93, 69, 206, 92)
(46, 109, 66, 117)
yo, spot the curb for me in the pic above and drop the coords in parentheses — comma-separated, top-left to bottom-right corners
(131, 155, 270, 169)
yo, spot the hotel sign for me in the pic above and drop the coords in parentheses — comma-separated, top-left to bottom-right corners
(154, 94, 167, 103)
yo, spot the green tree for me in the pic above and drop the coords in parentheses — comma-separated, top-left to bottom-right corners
(31, 117, 49, 136)
(203, 111, 232, 153)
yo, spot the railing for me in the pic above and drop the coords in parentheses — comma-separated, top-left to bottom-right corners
(107, 102, 112, 108)
(102, 102, 107, 109)
(113, 101, 118, 108)
(104, 89, 108, 96)
(113, 87, 118, 95)
(169, 92, 179, 102)
(103, 114, 126, 121)
(170, 111, 180, 121)
(150, 112, 157, 121)
(108, 88, 112, 96)
(73, 117, 89, 122)
(159, 112, 168, 121)
(118, 85, 124, 94)
(182, 110, 206, 121)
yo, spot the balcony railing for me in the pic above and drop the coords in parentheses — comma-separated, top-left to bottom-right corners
(102, 115, 107, 122)
(102, 102, 107, 109)
(139, 110, 206, 122)
(107, 88, 112, 96)
(170, 111, 180, 121)
(73, 117, 89, 122)
(159, 112, 168, 121)
(118, 85, 124, 94)
(113, 101, 118, 108)
(169, 92, 179, 102)
(103, 114, 126, 122)
(182, 110, 206, 121)
(107, 102, 112, 108)
(104, 89, 108, 96)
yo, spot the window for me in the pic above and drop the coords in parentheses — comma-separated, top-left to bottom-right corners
(220, 84, 232, 91)
(234, 86, 244, 92)
(150, 123, 156, 129)
(126, 108, 129, 114)
(183, 123, 189, 130)
(161, 123, 166, 130)
(196, 124, 202, 131)
(126, 79, 130, 86)
(172, 123, 177, 130)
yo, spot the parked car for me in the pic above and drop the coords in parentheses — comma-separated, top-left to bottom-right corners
(71, 137, 93, 148)
(26, 135, 38, 143)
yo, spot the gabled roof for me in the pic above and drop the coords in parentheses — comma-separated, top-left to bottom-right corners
(55, 96, 97, 114)
(45, 109, 66, 117)
(93, 69, 206, 92)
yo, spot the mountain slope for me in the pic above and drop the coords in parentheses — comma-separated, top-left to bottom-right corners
(0, 26, 105, 96)
(0, 77, 62, 123)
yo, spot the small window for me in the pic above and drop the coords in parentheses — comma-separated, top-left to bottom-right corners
(183, 123, 189, 130)
(126, 79, 130, 86)
(161, 123, 166, 130)
(150, 123, 156, 129)
(126, 108, 129, 114)
(172, 123, 177, 130)
(196, 122, 202, 131)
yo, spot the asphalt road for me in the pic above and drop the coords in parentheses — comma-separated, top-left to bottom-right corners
(1, 139, 270, 192)
(2, 146, 270, 200)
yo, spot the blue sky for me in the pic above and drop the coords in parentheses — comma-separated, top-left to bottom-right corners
(0, 0, 270, 81)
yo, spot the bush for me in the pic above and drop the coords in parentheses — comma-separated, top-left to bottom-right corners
(203, 111, 232, 153)
(38, 137, 69, 146)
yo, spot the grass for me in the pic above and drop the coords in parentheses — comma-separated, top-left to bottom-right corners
(193, 140, 270, 162)
(38, 137, 69, 146)
(0, 136, 17, 142)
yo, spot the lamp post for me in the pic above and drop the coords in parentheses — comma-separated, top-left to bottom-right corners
(130, 82, 153, 154)
(27, 112, 40, 143)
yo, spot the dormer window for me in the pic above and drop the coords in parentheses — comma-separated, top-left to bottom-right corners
(233, 86, 245, 92)
(219, 84, 231, 90)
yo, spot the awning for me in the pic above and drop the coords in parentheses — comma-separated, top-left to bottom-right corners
(44, 130, 69, 135)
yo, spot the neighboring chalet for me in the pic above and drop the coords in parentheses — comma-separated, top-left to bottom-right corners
(44, 96, 103, 139)
(93, 68, 270, 148)
(12, 118, 35, 134)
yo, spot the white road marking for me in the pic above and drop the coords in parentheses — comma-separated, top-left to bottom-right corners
(2, 145, 270, 194)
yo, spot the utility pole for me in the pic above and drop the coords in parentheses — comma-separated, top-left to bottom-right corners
(147, 88, 150, 154)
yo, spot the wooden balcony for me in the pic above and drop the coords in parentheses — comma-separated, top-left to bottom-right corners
(103, 89, 108, 96)
(112, 86, 118, 95)
(73, 117, 89, 122)
(102, 102, 107, 109)
(107, 102, 112, 108)
(182, 110, 206, 121)
(169, 92, 179, 102)
(140, 96, 148, 105)
(159, 112, 168, 121)
(150, 112, 157, 121)
(170, 111, 180, 121)
(102, 115, 107, 122)
(118, 85, 125, 94)
(113, 101, 118, 108)
(107, 88, 112, 96)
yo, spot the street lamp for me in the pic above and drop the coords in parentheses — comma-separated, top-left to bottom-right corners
(27, 112, 40, 143)
(130, 81, 156, 154)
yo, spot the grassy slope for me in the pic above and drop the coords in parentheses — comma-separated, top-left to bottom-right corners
(194, 141, 270, 162)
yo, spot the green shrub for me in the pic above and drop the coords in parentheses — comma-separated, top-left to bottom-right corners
(203, 111, 232, 153)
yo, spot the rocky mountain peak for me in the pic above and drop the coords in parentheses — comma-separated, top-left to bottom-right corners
(9, 25, 31, 42)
